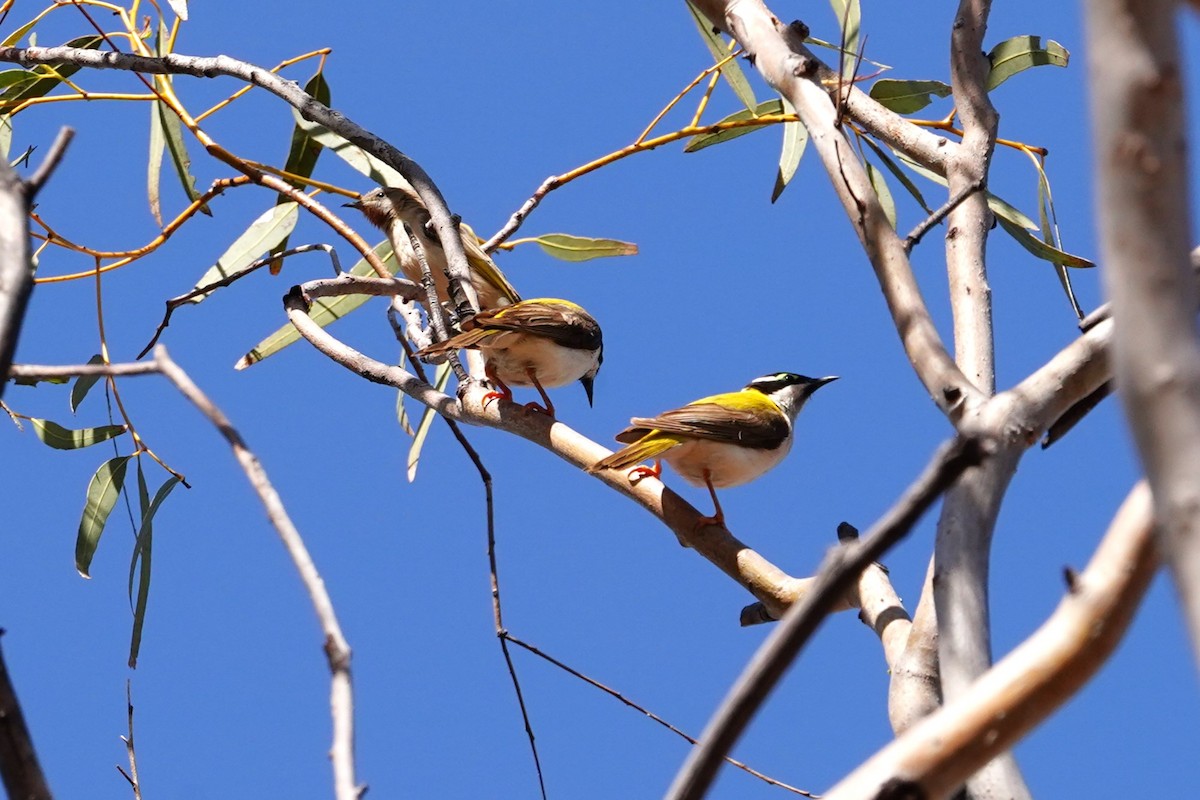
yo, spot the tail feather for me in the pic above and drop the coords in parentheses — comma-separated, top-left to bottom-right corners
(588, 433, 682, 474)
(415, 328, 497, 358)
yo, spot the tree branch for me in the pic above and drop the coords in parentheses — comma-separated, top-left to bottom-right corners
(687, 1, 979, 423)
(823, 483, 1157, 799)
(1086, 0, 1200, 668)
(664, 435, 989, 800)
(0, 634, 52, 800)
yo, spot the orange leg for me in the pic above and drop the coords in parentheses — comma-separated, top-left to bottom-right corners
(696, 471, 725, 529)
(523, 367, 555, 417)
(627, 460, 662, 485)
(482, 364, 514, 409)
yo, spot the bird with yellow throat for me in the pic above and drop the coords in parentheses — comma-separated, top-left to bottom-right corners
(589, 373, 836, 527)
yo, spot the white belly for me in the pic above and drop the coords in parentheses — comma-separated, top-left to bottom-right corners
(662, 436, 792, 488)
(483, 332, 596, 387)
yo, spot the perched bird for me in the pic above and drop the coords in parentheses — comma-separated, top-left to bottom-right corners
(589, 373, 837, 527)
(346, 185, 521, 310)
(415, 298, 603, 418)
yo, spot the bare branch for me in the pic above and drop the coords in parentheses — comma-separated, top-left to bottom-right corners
(0, 44, 473, 334)
(151, 348, 362, 800)
(823, 483, 1157, 799)
(0, 633, 52, 800)
(665, 435, 989, 800)
(1086, 0, 1200, 666)
(25, 127, 74, 200)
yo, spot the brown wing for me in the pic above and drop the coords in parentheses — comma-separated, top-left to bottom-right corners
(615, 402, 789, 450)
(467, 301, 601, 352)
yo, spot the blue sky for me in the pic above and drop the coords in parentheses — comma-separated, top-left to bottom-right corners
(2, 2, 1199, 798)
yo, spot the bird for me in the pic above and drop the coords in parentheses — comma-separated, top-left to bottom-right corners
(588, 373, 837, 527)
(415, 298, 603, 418)
(345, 184, 521, 310)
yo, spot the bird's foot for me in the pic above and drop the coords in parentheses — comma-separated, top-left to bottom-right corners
(482, 390, 512, 409)
(522, 401, 555, 417)
(627, 464, 662, 485)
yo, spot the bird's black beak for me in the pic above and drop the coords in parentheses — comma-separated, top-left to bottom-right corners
(813, 375, 839, 390)
(343, 199, 362, 209)
(580, 374, 595, 407)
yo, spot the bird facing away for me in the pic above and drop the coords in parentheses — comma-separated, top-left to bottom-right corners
(346, 185, 521, 310)
(589, 373, 837, 527)
(415, 298, 603, 418)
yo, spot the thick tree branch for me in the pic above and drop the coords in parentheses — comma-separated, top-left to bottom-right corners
(688, 0, 979, 422)
(1087, 0, 1200, 667)
(823, 483, 1157, 800)
(0, 635, 52, 800)
(665, 435, 989, 800)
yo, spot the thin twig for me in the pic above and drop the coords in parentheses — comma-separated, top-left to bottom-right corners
(137, 244, 348, 359)
(903, 178, 985, 254)
(447, 424, 547, 800)
(117, 680, 142, 800)
(665, 434, 989, 800)
(24, 126, 74, 199)
(505, 633, 816, 797)
(402, 223, 468, 383)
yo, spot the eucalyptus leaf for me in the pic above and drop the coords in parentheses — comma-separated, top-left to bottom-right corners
(828, 0, 862, 74)
(291, 107, 405, 187)
(986, 36, 1069, 91)
(685, 99, 784, 153)
(70, 354, 106, 414)
(76, 455, 134, 578)
(189, 203, 299, 303)
(147, 92, 166, 227)
(0, 35, 102, 105)
(869, 79, 953, 114)
(859, 135, 931, 213)
(533, 234, 638, 262)
(866, 161, 897, 229)
(0, 18, 40, 48)
(0, 115, 12, 161)
(235, 241, 396, 369)
(128, 471, 179, 667)
(771, 96, 808, 203)
(156, 97, 208, 214)
(271, 71, 331, 274)
(407, 362, 453, 482)
(685, 1, 757, 112)
(31, 418, 127, 450)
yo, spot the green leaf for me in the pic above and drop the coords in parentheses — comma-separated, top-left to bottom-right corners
(869, 79, 953, 114)
(985, 36, 1069, 91)
(31, 418, 127, 450)
(70, 354, 106, 414)
(828, 0, 862, 75)
(889, 146, 1092, 268)
(995, 215, 1094, 269)
(234, 240, 397, 369)
(685, 99, 785, 152)
(189, 203, 299, 302)
(147, 87, 166, 227)
(685, 1, 757, 112)
(291, 107, 404, 187)
(407, 362, 452, 482)
(771, 96, 808, 203)
(10, 374, 69, 387)
(532, 233, 638, 262)
(0, 17, 40, 48)
(859, 135, 931, 213)
(76, 455, 134, 577)
(270, 71, 331, 274)
(0, 71, 36, 93)
(0, 35, 102, 106)
(0, 114, 11, 161)
(866, 161, 896, 229)
(128, 470, 179, 668)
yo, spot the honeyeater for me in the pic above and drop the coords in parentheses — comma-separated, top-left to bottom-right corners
(589, 373, 837, 526)
(346, 185, 521, 310)
(416, 298, 603, 418)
